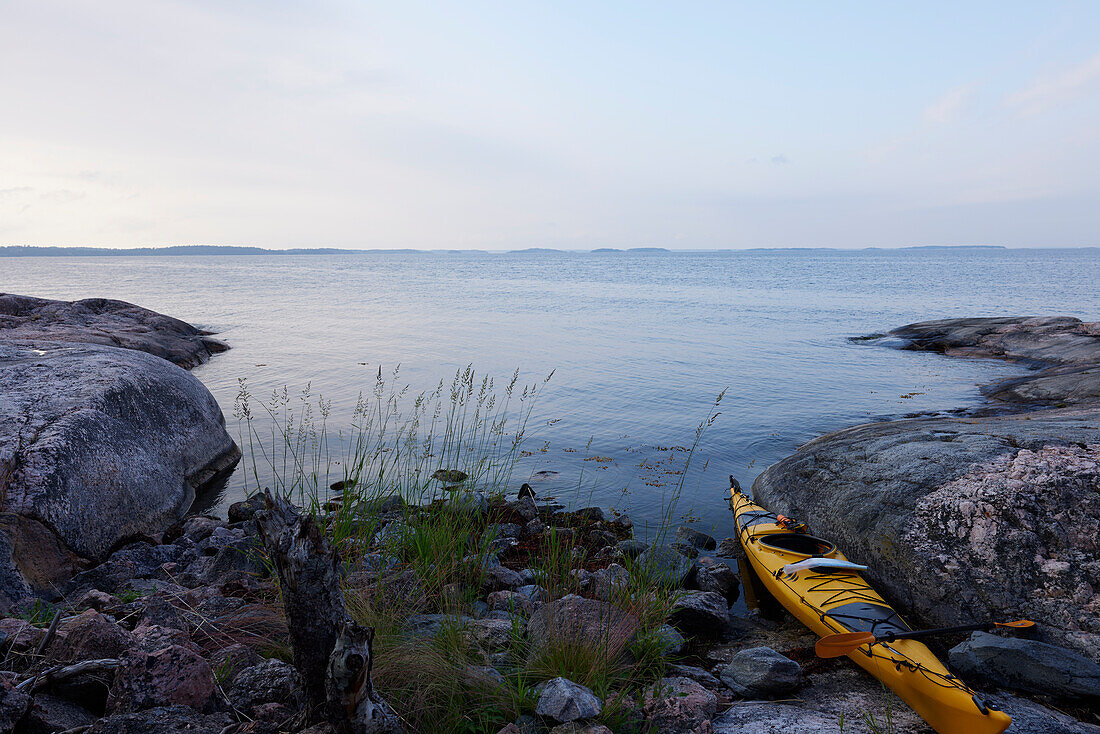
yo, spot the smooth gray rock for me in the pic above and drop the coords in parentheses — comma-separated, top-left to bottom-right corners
(0, 340, 240, 566)
(614, 538, 648, 560)
(669, 590, 729, 637)
(676, 525, 717, 551)
(635, 543, 696, 587)
(720, 646, 803, 697)
(535, 677, 601, 723)
(950, 631, 1100, 699)
(654, 624, 685, 655)
(0, 293, 228, 369)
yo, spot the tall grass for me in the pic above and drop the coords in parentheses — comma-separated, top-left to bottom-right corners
(233, 367, 725, 733)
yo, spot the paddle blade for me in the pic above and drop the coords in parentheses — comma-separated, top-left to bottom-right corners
(815, 631, 876, 658)
(994, 620, 1035, 629)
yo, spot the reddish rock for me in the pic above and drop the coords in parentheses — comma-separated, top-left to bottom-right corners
(55, 609, 135, 662)
(107, 645, 216, 713)
(642, 676, 717, 734)
(0, 617, 46, 651)
(0, 677, 31, 732)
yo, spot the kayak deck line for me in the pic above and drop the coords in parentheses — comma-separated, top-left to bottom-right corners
(729, 481, 1012, 734)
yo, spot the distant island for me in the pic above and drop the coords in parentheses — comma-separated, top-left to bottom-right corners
(3, 244, 1093, 258)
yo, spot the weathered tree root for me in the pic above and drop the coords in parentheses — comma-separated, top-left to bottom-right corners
(255, 490, 402, 734)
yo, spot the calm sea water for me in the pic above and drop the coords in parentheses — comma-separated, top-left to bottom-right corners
(3, 248, 1097, 537)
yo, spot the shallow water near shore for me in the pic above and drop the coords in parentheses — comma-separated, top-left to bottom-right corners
(3, 248, 1097, 535)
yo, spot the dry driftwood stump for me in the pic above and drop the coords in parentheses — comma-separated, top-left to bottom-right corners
(255, 490, 402, 734)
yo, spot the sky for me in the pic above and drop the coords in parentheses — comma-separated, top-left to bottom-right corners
(2, 2, 1099, 250)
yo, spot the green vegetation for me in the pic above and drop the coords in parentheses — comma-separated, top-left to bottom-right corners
(234, 367, 723, 733)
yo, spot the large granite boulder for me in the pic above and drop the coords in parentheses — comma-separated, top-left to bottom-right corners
(755, 317, 1100, 660)
(0, 294, 227, 369)
(0, 342, 240, 560)
(0, 296, 239, 613)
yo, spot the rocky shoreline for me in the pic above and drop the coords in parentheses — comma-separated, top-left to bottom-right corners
(1, 304, 1098, 733)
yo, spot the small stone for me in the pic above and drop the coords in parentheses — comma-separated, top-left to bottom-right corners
(518, 483, 536, 499)
(464, 665, 507, 690)
(87, 704, 232, 734)
(0, 618, 46, 651)
(482, 564, 525, 593)
(589, 563, 630, 602)
(448, 491, 488, 517)
(573, 507, 605, 524)
(611, 513, 633, 531)
(226, 494, 266, 523)
(132, 624, 195, 653)
(19, 691, 96, 732)
(75, 588, 119, 611)
(549, 723, 614, 734)
(467, 618, 515, 651)
(487, 590, 535, 616)
(0, 678, 31, 732)
(528, 595, 638, 651)
(433, 468, 468, 483)
(667, 664, 722, 691)
(720, 646, 803, 697)
(535, 677, 602, 723)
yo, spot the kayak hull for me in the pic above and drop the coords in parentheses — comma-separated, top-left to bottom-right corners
(731, 489, 1011, 734)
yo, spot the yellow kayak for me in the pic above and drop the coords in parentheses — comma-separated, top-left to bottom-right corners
(730, 482, 1011, 734)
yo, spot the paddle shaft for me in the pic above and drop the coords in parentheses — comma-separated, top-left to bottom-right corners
(876, 621, 997, 643)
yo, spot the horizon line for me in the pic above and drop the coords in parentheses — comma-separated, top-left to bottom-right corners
(2, 243, 1099, 256)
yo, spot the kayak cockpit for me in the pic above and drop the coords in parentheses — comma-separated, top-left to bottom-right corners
(756, 533, 835, 556)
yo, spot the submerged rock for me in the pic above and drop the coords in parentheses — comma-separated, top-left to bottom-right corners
(676, 526, 717, 551)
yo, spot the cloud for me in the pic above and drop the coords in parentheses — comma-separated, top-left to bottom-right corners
(923, 82, 979, 124)
(1007, 51, 1100, 116)
(770, 155, 789, 165)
